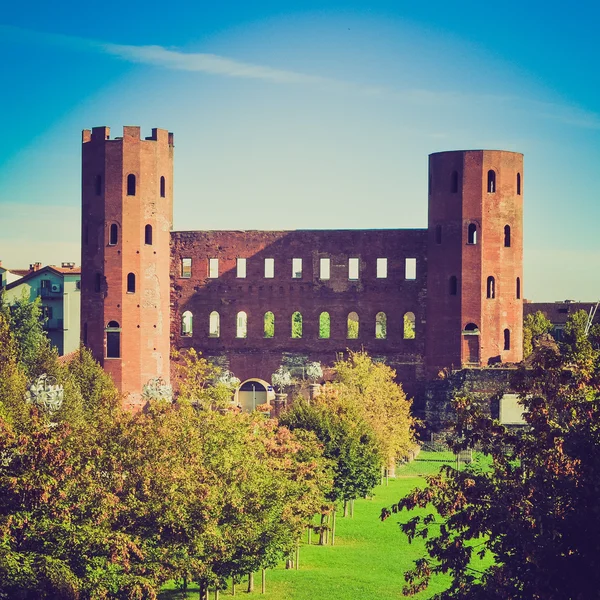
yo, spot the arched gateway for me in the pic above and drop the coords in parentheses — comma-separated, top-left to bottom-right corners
(236, 378, 276, 413)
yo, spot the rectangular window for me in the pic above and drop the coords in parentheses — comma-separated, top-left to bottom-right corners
(237, 258, 247, 278)
(42, 306, 53, 319)
(405, 258, 417, 280)
(320, 258, 331, 280)
(376, 258, 388, 278)
(181, 258, 192, 278)
(349, 258, 359, 280)
(264, 258, 275, 278)
(292, 258, 302, 279)
(209, 258, 219, 278)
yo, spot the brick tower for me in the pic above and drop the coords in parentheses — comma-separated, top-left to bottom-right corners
(426, 150, 524, 373)
(80, 126, 174, 407)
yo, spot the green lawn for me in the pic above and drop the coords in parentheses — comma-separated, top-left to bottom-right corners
(160, 465, 454, 599)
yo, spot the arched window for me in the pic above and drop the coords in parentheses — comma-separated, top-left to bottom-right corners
(504, 328, 511, 351)
(375, 312, 387, 339)
(516, 172, 521, 195)
(106, 321, 121, 358)
(181, 311, 193, 336)
(127, 273, 135, 293)
(209, 311, 220, 337)
(109, 223, 118, 246)
(292, 312, 302, 338)
(451, 170, 458, 193)
(127, 174, 136, 196)
(435, 224, 442, 244)
(467, 223, 477, 245)
(95, 174, 102, 196)
(160, 176, 166, 198)
(94, 273, 102, 293)
(449, 275, 458, 296)
(319, 312, 330, 339)
(264, 312, 274, 338)
(403, 312, 416, 339)
(504, 225, 511, 247)
(236, 311, 247, 338)
(487, 170, 496, 193)
(145, 224, 153, 245)
(516, 277, 521, 300)
(487, 276, 495, 299)
(347, 312, 359, 339)
(464, 323, 479, 333)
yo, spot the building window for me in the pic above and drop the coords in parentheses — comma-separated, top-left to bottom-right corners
(487, 170, 496, 193)
(236, 311, 247, 338)
(319, 312, 330, 339)
(94, 273, 102, 293)
(106, 321, 121, 358)
(292, 311, 302, 338)
(127, 273, 135, 293)
(517, 172, 521, 195)
(42, 306, 53, 320)
(504, 328, 511, 351)
(348, 258, 359, 280)
(181, 311, 193, 336)
(95, 174, 102, 196)
(264, 258, 274, 278)
(145, 224, 153, 245)
(209, 258, 219, 279)
(504, 225, 511, 248)
(467, 223, 477, 245)
(181, 258, 192, 278)
(320, 258, 331, 280)
(109, 223, 118, 246)
(516, 277, 521, 299)
(405, 258, 417, 280)
(403, 312, 416, 339)
(435, 224, 442, 244)
(127, 174, 136, 196)
(237, 258, 247, 278)
(160, 176, 166, 198)
(264, 312, 275, 338)
(209, 311, 220, 337)
(347, 312, 359, 339)
(376, 258, 387, 279)
(451, 170, 459, 193)
(292, 258, 303, 279)
(487, 276, 496, 299)
(375, 312, 387, 339)
(449, 275, 458, 296)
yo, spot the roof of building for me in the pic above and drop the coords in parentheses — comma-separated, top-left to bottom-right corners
(524, 301, 599, 325)
(4, 264, 81, 290)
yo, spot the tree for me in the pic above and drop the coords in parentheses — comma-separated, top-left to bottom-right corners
(0, 311, 28, 425)
(388, 313, 600, 599)
(523, 310, 553, 358)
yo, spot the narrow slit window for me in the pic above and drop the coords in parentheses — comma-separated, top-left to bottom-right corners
(449, 275, 458, 296)
(94, 273, 102, 293)
(405, 258, 417, 280)
(209, 258, 219, 279)
(237, 258, 247, 278)
(487, 276, 496, 299)
(127, 273, 135, 293)
(451, 170, 459, 193)
(516, 172, 521, 195)
(292, 312, 302, 338)
(435, 224, 442, 244)
(347, 312, 359, 339)
(181, 311, 193, 336)
(375, 312, 387, 339)
(292, 258, 302, 279)
(467, 223, 477, 245)
(504, 328, 511, 351)
(109, 223, 118, 246)
(160, 176, 166, 198)
(264, 258, 274, 278)
(320, 258, 331, 280)
(504, 225, 511, 248)
(319, 312, 330, 339)
(487, 170, 496, 193)
(348, 258, 359, 280)
(95, 174, 102, 196)
(106, 321, 121, 358)
(145, 224, 153, 245)
(376, 258, 387, 278)
(127, 174, 136, 196)
(264, 312, 275, 338)
(181, 258, 192, 278)
(236, 311, 247, 338)
(516, 277, 521, 300)
(403, 312, 416, 339)
(209, 311, 220, 337)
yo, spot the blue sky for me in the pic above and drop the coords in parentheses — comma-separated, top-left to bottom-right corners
(0, 1, 599, 301)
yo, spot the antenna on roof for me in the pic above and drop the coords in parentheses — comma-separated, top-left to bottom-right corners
(584, 302, 599, 337)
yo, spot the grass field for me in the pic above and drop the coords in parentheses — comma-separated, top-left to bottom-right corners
(160, 456, 457, 599)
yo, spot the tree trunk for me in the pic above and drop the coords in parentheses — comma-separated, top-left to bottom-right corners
(343, 500, 348, 517)
(350, 499, 354, 518)
(319, 512, 327, 545)
(331, 508, 336, 546)
(295, 542, 300, 570)
(286, 558, 293, 569)
(232, 579, 236, 596)
(308, 525, 312, 545)
(386, 467, 389, 486)
(247, 572, 254, 593)
(262, 568, 266, 593)
(214, 588, 219, 600)
(183, 576, 188, 593)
